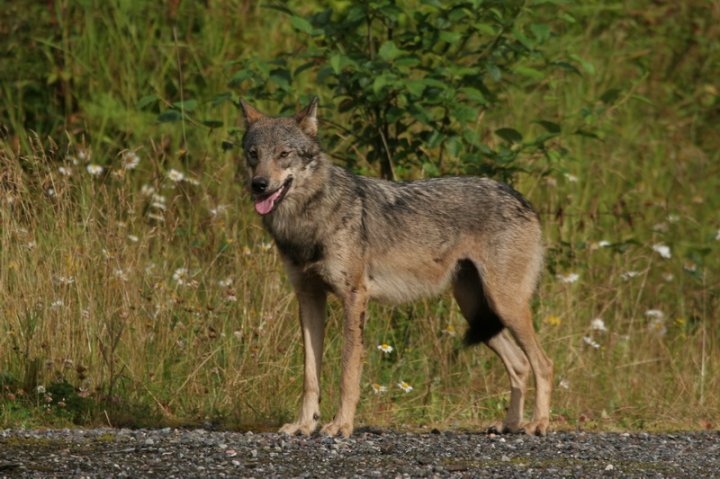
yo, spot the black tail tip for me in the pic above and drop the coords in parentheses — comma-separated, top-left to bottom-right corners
(464, 320, 504, 346)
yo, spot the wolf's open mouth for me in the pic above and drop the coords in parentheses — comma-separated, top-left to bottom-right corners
(254, 177, 292, 215)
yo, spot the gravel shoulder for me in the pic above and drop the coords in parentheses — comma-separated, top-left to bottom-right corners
(1, 428, 718, 478)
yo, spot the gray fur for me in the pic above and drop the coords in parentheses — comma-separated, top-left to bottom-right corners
(239, 98, 553, 438)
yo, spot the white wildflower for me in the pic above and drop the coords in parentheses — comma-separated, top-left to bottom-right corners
(167, 169, 185, 182)
(50, 300, 64, 309)
(647, 317, 667, 336)
(47, 188, 55, 197)
(173, 268, 189, 285)
(397, 381, 413, 393)
(652, 244, 671, 259)
(58, 166, 72, 177)
(556, 273, 580, 284)
(141, 184, 156, 196)
(377, 343, 394, 354)
(210, 204, 229, 217)
(559, 379, 570, 390)
(128, 234, 139, 243)
(25, 241, 37, 250)
(662, 273, 675, 282)
(184, 177, 200, 186)
(620, 271, 641, 281)
(372, 384, 388, 394)
(583, 336, 600, 349)
(259, 241, 273, 252)
(715, 230, 720, 241)
(113, 269, 129, 281)
(591, 318, 608, 332)
(564, 173, 578, 183)
(54, 275, 75, 285)
(218, 277, 233, 288)
(121, 151, 140, 170)
(36, 385, 46, 394)
(667, 214, 680, 223)
(86, 164, 104, 177)
(645, 309, 664, 319)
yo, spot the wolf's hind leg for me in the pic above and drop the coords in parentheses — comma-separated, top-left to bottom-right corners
(485, 331, 531, 433)
(452, 260, 530, 433)
(279, 282, 327, 436)
(493, 300, 553, 436)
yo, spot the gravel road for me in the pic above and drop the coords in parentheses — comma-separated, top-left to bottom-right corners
(1, 428, 718, 478)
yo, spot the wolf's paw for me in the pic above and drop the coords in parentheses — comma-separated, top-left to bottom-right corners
(518, 419, 549, 437)
(279, 420, 317, 436)
(486, 421, 523, 435)
(320, 420, 353, 438)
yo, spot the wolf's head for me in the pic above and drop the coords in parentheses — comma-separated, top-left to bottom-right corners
(239, 98, 324, 216)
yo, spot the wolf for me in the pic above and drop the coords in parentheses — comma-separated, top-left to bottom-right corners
(239, 97, 553, 438)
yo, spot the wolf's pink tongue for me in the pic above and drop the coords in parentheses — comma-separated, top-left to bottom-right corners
(254, 188, 283, 215)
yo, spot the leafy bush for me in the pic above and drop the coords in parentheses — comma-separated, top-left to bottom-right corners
(219, 0, 566, 180)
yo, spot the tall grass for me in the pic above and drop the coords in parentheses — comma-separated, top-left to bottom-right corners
(1, 1, 718, 431)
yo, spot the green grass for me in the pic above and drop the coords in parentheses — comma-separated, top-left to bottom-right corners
(0, 0, 718, 432)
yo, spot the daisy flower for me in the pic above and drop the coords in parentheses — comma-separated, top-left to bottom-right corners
(652, 244, 671, 259)
(556, 273, 579, 284)
(397, 381, 413, 393)
(86, 164, 104, 177)
(167, 169, 185, 182)
(377, 343, 394, 354)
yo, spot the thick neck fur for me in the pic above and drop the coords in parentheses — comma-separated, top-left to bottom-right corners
(261, 153, 337, 257)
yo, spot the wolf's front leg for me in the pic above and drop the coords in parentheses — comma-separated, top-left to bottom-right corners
(279, 286, 327, 436)
(320, 288, 368, 438)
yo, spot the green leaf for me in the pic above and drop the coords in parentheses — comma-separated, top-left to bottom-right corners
(530, 23, 551, 43)
(372, 74, 393, 94)
(211, 92, 233, 106)
(405, 79, 426, 97)
(552, 61, 582, 76)
(574, 129, 602, 140)
(495, 127, 523, 144)
(600, 88, 621, 105)
(172, 99, 198, 112)
(202, 120, 224, 129)
(378, 41, 403, 61)
(157, 110, 183, 123)
(514, 66, 545, 80)
(290, 15, 314, 35)
(439, 31, 462, 44)
(459, 87, 487, 104)
(569, 54, 595, 76)
(261, 3, 293, 15)
(269, 68, 291, 90)
(475, 23, 496, 36)
(221, 140, 236, 151)
(137, 95, 158, 110)
(329, 54, 343, 74)
(512, 28, 534, 50)
(228, 69, 253, 88)
(535, 120, 561, 133)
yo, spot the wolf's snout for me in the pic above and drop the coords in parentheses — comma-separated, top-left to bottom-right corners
(251, 176, 269, 195)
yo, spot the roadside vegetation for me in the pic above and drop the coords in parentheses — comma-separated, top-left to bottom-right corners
(1, 0, 718, 432)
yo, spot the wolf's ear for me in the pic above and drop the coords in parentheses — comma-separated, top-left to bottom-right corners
(239, 100, 264, 126)
(295, 97, 319, 137)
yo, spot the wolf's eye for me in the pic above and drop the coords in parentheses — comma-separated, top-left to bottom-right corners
(279, 150, 290, 158)
(247, 150, 258, 165)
